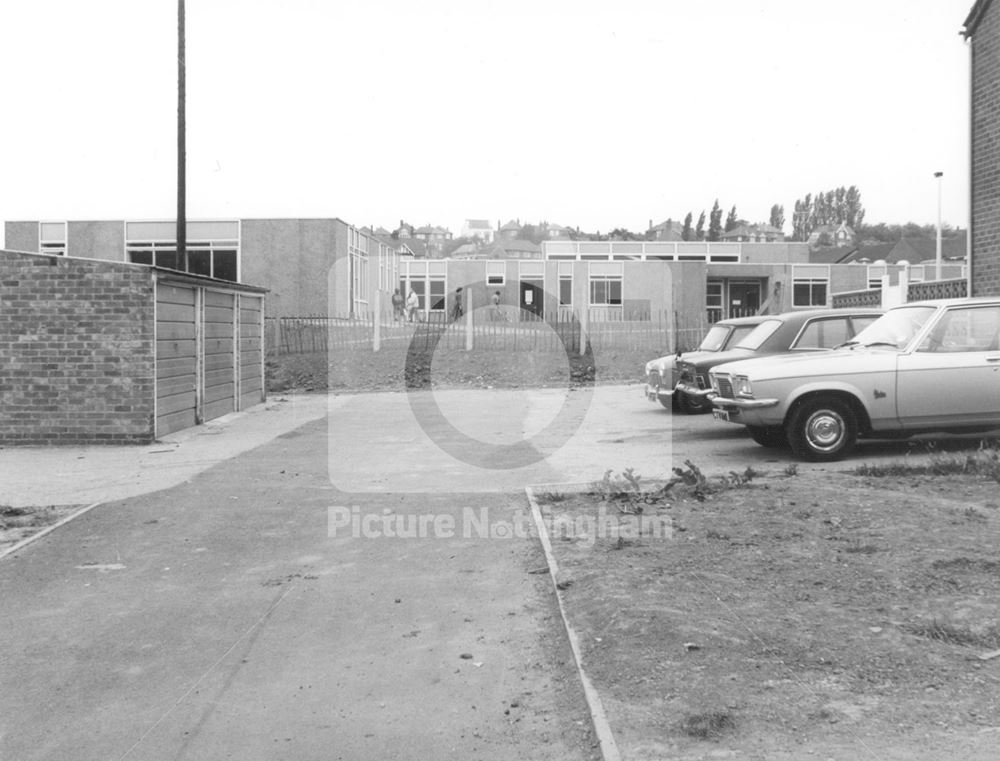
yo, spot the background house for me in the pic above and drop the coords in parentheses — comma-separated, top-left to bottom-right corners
(461, 219, 494, 243)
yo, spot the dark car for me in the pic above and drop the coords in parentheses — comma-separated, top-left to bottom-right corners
(644, 315, 768, 412)
(670, 308, 883, 413)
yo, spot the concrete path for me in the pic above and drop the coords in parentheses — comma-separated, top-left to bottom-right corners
(0, 410, 597, 760)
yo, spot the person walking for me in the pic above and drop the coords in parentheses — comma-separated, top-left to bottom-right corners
(391, 288, 404, 322)
(451, 287, 464, 322)
(491, 289, 507, 322)
(405, 289, 419, 322)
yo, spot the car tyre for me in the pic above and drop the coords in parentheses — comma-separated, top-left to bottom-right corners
(677, 390, 708, 415)
(658, 396, 675, 411)
(787, 397, 858, 462)
(747, 425, 786, 448)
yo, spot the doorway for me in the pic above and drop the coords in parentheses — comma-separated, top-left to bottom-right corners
(520, 278, 544, 319)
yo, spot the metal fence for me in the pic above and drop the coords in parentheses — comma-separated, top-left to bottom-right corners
(266, 309, 713, 356)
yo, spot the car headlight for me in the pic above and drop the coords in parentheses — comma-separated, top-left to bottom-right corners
(710, 374, 720, 393)
(734, 375, 753, 397)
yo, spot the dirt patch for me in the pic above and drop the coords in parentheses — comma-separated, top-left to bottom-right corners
(0, 504, 84, 553)
(267, 344, 654, 394)
(535, 468, 1000, 760)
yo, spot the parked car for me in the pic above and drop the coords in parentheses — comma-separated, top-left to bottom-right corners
(708, 298, 1000, 461)
(656, 308, 882, 414)
(644, 316, 767, 411)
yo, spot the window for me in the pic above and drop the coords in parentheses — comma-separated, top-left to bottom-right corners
(706, 280, 723, 322)
(558, 262, 573, 306)
(39, 222, 67, 256)
(588, 262, 623, 307)
(486, 261, 505, 286)
(919, 306, 1000, 353)
(589, 276, 622, 305)
(125, 221, 240, 282)
(792, 265, 830, 307)
(793, 318, 850, 350)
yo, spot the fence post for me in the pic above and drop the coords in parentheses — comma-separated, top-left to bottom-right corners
(465, 299, 474, 351)
(579, 306, 589, 356)
(373, 291, 381, 352)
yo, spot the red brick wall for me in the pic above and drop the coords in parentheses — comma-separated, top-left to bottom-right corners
(0, 251, 156, 444)
(972, 0, 1000, 296)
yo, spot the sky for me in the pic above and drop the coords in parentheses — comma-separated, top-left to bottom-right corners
(0, 0, 976, 245)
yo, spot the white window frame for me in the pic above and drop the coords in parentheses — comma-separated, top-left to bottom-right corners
(792, 265, 830, 308)
(39, 221, 67, 256)
(486, 261, 506, 286)
(588, 262, 623, 307)
(124, 220, 240, 281)
(557, 262, 574, 307)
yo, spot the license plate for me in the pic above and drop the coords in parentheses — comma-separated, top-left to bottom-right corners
(712, 409, 731, 422)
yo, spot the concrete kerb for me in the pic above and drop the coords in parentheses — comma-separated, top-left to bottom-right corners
(525, 483, 622, 761)
(0, 502, 102, 563)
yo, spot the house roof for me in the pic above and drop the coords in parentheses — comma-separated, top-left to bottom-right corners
(486, 239, 540, 257)
(809, 246, 860, 264)
(888, 236, 968, 263)
(500, 220, 521, 232)
(465, 219, 491, 229)
(963, 0, 994, 37)
(721, 223, 783, 240)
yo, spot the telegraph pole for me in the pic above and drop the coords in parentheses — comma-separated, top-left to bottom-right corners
(177, 0, 187, 271)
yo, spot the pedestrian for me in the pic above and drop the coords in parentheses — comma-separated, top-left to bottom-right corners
(406, 289, 419, 322)
(491, 289, 507, 321)
(451, 287, 464, 322)
(391, 288, 404, 322)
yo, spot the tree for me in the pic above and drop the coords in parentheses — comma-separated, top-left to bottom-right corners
(681, 212, 693, 241)
(708, 200, 723, 242)
(769, 204, 785, 231)
(695, 211, 706, 241)
(844, 185, 864, 229)
(725, 205, 739, 233)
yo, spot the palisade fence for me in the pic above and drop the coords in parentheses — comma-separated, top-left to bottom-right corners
(265, 309, 720, 357)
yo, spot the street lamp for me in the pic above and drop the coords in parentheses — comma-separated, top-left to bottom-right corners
(934, 171, 943, 280)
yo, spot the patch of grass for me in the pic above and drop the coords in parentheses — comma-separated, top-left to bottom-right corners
(680, 711, 736, 740)
(852, 442, 1000, 482)
(536, 491, 569, 503)
(903, 619, 1000, 649)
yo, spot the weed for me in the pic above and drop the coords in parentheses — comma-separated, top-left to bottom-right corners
(843, 541, 879, 554)
(783, 463, 799, 477)
(537, 491, 569, 503)
(705, 529, 730, 541)
(853, 441, 1000, 481)
(672, 460, 712, 501)
(903, 619, 1000, 649)
(680, 711, 735, 740)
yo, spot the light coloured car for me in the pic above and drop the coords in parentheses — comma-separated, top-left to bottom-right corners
(708, 297, 1000, 461)
(644, 316, 767, 411)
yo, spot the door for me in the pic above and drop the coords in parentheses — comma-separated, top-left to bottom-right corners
(896, 304, 1000, 428)
(156, 283, 198, 435)
(520, 278, 544, 319)
(727, 280, 761, 318)
(202, 290, 237, 422)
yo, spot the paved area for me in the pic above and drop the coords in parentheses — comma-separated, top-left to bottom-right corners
(2, 383, 996, 760)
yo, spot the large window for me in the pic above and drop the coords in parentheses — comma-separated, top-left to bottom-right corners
(792, 265, 829, 307)
(588, 262, 623, 306)
(126, 221, 239, 282)
(401, 260, 447, 316)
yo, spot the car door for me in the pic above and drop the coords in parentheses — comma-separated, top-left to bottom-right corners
(895, 304, 1000, 428)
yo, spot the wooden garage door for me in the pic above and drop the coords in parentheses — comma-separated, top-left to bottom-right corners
(203, 290, 237, 422)
(239, 295, 264, 409)
(156, 283, 198, 435)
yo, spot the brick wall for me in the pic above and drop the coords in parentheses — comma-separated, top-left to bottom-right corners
(972, 0, 1000, 296)
(0, 250, 156, 445)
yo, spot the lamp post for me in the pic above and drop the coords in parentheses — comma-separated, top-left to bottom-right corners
(934, 171, 943, 280)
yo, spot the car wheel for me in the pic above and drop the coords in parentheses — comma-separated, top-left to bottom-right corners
(747, 425, 786, 448)
(787, 397, 857, 462)
(659, 396, 674, 411)
(677, 391, 707, 415)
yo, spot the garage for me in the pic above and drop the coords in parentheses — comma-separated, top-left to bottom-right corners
(0, 249, 266, 445)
